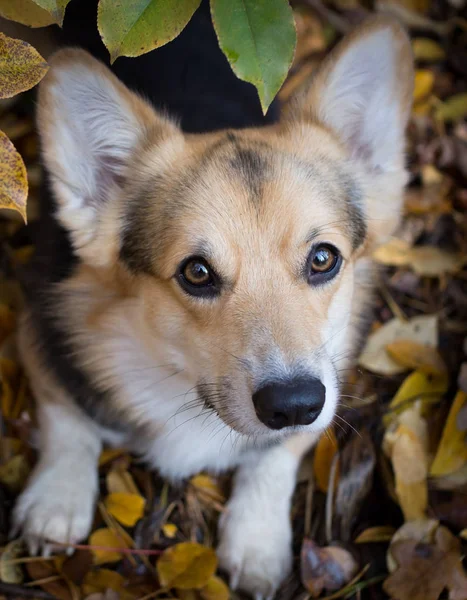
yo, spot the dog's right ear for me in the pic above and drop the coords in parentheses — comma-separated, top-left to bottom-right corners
(38, 49, 182, 263)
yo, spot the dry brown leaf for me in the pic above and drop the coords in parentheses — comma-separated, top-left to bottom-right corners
(359, 315, 438, 375)
(0, 32, 48, 99)
(387, 519, 440, 573)
(104, 492, 145, 527)
(300, 539, 359, 597)
(0, 130, 27, 222)
(26, 559, 74, 600)
(354, 526, 396, 544)
(0, 0, 56, 27)
(313, 428, 339, 493)
(82, 569, 124, 597)
(157, 542, 217, 590)
(384, 526, 467, 600)
(199, 575, 230, 600)
(0, 539, 25, 584)
(88, 528, 125, 565)
(385, 340, 447, 376)
(430, 391, 467, 477)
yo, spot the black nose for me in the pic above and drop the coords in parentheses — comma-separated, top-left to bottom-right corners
(252, 377, 326, 430)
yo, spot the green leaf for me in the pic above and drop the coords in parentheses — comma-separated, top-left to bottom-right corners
(30, 0, 72, 26)
(211, 0, 296, 114)
(0, 32, 49, 100)
(98, 0, 202, 64)
(0, 0, 56, 28)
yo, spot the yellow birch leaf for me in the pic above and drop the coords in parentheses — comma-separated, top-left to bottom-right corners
(0, 33, 48, 99)
(88, 528, 125, 564)
(385, 340, 447, 377)
(162, 523, 178, 539)
(313, 429, 339, 493)
(430, 391, 467, 477)
(157, 542, 217, 590)
(354, 526, 396, 544)
(200, 575, 230, 600)
(104, 492, 145, 527)
(373, 238, 411, 267)
(435, 93, 467, 123)
(390, 371, 448, 411)
(0, 130, 28, 222)
(82, 569, 124, 596)
(460, 529, 467, 540)
(98, 447, 126, 467)
(395, 479, 428, 521)
(413, 70, 434, 103)
(190, 474, 225, 503)
(0, 0, 55, 27)
(412, 38, 445, 61)
(106, 468, 139, 495)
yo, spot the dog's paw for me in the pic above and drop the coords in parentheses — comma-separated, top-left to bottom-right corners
(217, 495, 293, 600)
(12, 465, 96, 555)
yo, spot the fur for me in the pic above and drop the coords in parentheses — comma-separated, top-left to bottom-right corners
(11, 4, 413, 597)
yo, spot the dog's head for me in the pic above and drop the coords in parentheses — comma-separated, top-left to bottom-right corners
(37, 17, 413, 440)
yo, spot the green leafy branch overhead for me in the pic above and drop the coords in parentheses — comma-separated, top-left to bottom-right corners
(0, 0, 297, 114)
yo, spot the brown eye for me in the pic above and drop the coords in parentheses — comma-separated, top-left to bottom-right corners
(307, 244, 341, 284)
(178, 256, 220, 298)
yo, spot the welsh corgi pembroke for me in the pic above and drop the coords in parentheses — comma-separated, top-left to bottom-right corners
(12, 1, 413, 596)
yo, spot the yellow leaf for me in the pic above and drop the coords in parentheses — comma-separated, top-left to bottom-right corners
(359, 315, 438, 376)
(435, 93, 467, 123)
(395, 479, 428, 521)
(0, 131, 28, 222)
(385, 340, 447, 377)
(106, 468, 139, 495)
(413, 70, 434, 103)
(389, 370, 448, 411)
(162, 523, 178, 539)
(430, 391, 467, 477)
(373, 238, 411, 267)
(354, 526, 396, 544)
(0, 33, 49, 99)
(412, 38, 445, 61)
(0, 539, 25, 584)
(200, 576, 230, 600)
(0, 454, 30, 493)
(460, 529, 467, 540)
(104, 492, 145, 527)
(409, 246, 465, 277)
(98, 447, 126, 467)
(0, 0, 56, 27)
(157, 542, 217, 590)
(88, 528, 125, 564)
(313, 429, 339, 493)
(190, 474, 225, 503)
(82, 569, 124, 596)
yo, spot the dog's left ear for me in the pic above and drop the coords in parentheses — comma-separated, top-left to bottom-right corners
(291, 16, 413, 173)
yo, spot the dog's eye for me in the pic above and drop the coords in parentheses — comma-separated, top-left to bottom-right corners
(307, 244, 341, 284)
(178, 257, 219, 297)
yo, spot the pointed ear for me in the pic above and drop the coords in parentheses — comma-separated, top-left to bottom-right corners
(38, 49, 181, 259)
(292, 16, 413, 172)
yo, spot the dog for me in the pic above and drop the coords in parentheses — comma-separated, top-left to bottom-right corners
(11, 0, 413, 596)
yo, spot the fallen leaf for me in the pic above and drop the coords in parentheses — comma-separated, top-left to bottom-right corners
(162, 523, 178, 539)
(199, 575, 230, 600)
(104, 492, 145, 527)
(98, 448, 126, 467)
(60, 549, 93, 585)
(354, 526, 396, 544)
(0, 130, 28, 222)
(412, 38, 445, 61)
(359, 315, 438, 375)
(384, 525, 467, 600)
(300, 539, 359, 597)
(0, 453, 30, 492)
(26, 559, 74, 600)
(82, 569, 124, 597)
(26, 0, 71, 26)
(430, 391, 467, 477)
(157, 542, 217, 590)
(435, 93, 467, 123)
(385, 340, 447, 376)
(389, 370, 448, 413)
(413, 69, 434, 102)
(0, 33, 48, 99)
(387, 519, 440, 573)
(0, 0, 56, 27)
(190, 474, 225, 503)
(98, 0, 202, 63)
(313, 428, 339, 493)
(106, 469, 139, 496)
(0, 539, 25, 584)
(89, 528, 125, 565)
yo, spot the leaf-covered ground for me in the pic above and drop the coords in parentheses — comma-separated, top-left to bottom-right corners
(1, 1, 467, 599)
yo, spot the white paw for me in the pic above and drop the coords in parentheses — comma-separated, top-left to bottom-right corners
(217, 494, 293, 599)
(12, 464, 97, 555)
